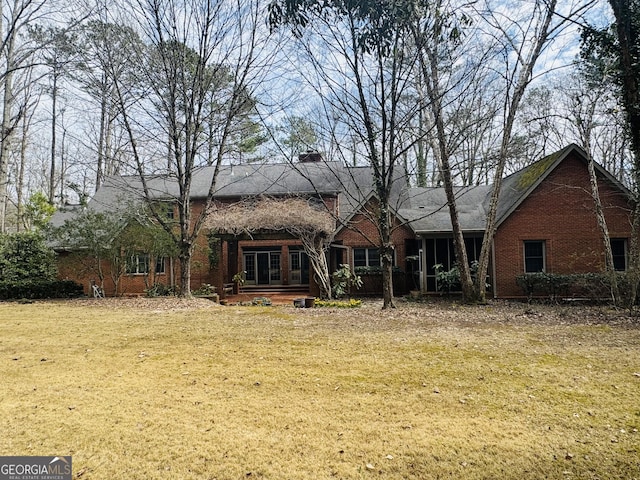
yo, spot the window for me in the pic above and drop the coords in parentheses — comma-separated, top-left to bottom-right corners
(524, 241, 545, 273)
(610, 238, 627, 271)
(244, 254, 256, 282)
(270, 253, 281, 282)
(155, 257, 166, 274)
(353, 248, 381, 268)
(127, 254, 165, 275)
(127, 253, 150, 275)
(289, 250, 309, 285)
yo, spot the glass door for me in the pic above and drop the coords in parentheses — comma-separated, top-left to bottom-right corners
(244, 251, 282, 285)
(289, 251, 310, 285)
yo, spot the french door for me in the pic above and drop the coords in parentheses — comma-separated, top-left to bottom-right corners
(244, 251, 281, 285)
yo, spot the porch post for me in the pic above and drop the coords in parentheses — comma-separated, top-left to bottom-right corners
(420, 237, 427, 293)
(282, 245, 289, 285)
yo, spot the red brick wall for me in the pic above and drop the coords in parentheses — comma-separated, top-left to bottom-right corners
(493, 153, 634, 298)
(335, 208, 416, 295)
(335, 211, 413, 260)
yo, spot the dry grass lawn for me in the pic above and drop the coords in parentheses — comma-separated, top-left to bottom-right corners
(0, 298, 639, 479)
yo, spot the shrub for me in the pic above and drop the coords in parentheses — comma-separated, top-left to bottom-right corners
(516, 273, 576, 301)
(433, 261, 488, 294)
(433, 263, 460, 293)
(0, 232, 57, 282)
(0, 279, 83, 300)
(144, 282, 177, 297)
(314, 298, 362, 308)
(515, 272, 637, 304)
(192, 283, 215, 296)
(331, 264, 362, 298)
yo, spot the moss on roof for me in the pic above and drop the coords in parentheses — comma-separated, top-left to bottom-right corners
(516, 148, 565, 191)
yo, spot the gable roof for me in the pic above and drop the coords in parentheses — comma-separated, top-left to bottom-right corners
(50, 160, 377, 229)
(50, 144, 630, 238)
(495, 143, 632, 227)
(397, 144, 631, 235)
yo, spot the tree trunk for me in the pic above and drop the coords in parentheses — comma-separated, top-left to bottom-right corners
(628, 202, 640, 309)
(96, 76, 108, 189)
(301, 233, 332, 299)
(16, 105, 29, 231)
(440, 161, 475, 301)
(417, 43, 475, 301)
(608, 0, 640, 308)
(0, 39, 15, 233)
(587, 153, 620, 304)
(49, 71, 58, 204)
(474, 0, 557, 302)
(379, 206, 396, 308)
(179, 244, 193, 297)
(381, 242, 396, 309)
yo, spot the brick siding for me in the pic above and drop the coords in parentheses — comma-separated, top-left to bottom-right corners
(493, 152, 634, 298)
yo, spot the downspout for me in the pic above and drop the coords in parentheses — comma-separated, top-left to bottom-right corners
(491, 238, 497, 299)
(421, 237, 427, 293)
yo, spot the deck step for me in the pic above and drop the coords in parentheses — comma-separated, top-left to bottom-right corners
(241, 286, 310, 294)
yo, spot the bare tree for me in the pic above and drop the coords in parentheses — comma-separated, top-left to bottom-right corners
(112, 0, 268, 296)
(270, 0, 426, 308)
(0, 0, 90, 231)
(582, 0, 640, 306)
(412, 0, 595, 302)
(73, 19, 144, 190)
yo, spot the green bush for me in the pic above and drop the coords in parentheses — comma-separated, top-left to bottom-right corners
(314, 298, 362, 308)
(331, 264, 362, 298)
(192, 283, 215, 296)
(433, 263, 460, 293)
(515, 272, 637, 303)
(0, 232, 57, 282)
(433, 261, 488, 294)
(144, 282, 177, 297)
(0, 279, 83, 300)
(516, 273, 578, 301)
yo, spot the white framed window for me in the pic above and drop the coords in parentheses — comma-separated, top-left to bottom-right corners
(127, 253, 150, 275)
(353, 248, 381, 267)
(127, 254, 165, 275)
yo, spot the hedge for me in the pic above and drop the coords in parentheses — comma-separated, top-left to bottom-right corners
(0, 279, 84, 300)
(515, 272, 635, 302)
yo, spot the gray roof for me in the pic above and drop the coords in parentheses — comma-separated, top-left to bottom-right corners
(211, 161, 350, 197)
(50, 144, 628, 237)
(398, 186, 490, 234)
(396, 143, 631, 235)
(50, 161, 375, 229)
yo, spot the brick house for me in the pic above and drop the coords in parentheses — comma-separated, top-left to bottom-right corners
(490, 144, 633, 297)
(51, 144, 635, 299)
(399, 143, 634, 297)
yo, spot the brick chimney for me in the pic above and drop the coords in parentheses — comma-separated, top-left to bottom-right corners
(298, 151, 323, 163)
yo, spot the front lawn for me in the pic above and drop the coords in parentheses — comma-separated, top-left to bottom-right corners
(0, 298, 638, 479)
